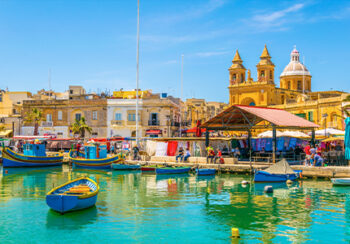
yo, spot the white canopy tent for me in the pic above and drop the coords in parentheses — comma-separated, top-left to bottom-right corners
(313, 128, 345, 136)
(281, 130, 310, 138)
(257, 130, 310, 138)
(257, 130, 283, 138)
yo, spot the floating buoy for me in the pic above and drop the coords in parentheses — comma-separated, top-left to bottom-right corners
(286, 180, 293, 185)
(231, 228, 240, 238)
(264, 185, 273, 193)
(5, 170, 8, 174)
(241, 180, 249, 185)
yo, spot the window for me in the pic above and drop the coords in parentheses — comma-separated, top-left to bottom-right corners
(115, 113, 122, 121)
(92, 111, 98, 120)
(92, 132, 98, 138)
(296, 113, 306, 119)
(46, 114, 52, 122)
(241, 74, 244, 82)
(128, 113, 136, 121)
(233, 74, 236, 81)
(297, 80, 302, 90)
(150, 113, 159, 125)
(70, 90, 73, 94)
(260, 70, 265, 77)
(269, 70, 273, 79)
(287, 81, 291, 90)
(58, 111, 62, 120)
(308, 111, 314, 122)
(75, 113, 81, 121)
(0, 94, 2, 102)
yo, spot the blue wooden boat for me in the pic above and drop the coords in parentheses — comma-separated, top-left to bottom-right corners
(69, 144, 124, 169)
(46, 177, 99, 214)
(254, 171, 298, 182)
(254, 159, 300, 182)
(196, 168, 216, 176)
(112, 163, 141, 170)
(155, 167, 191, 175)
(2, 145, 63, 168)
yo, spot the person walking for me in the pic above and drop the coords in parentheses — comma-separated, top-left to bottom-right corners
(304, 144, 311, 166)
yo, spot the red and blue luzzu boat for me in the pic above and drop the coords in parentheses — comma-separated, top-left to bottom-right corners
(46, 177, 99, 214)
(69, 143, 123, 169)
(2, 144, 63, 168)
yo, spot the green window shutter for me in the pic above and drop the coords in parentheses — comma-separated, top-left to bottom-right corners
(308, 111, 313, 122)
(295, 113, 306, 119)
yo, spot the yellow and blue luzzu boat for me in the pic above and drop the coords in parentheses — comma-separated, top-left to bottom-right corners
(46, 177, 99, 214)
(2, 144, 63, 168)
(69, 144, 123, 169)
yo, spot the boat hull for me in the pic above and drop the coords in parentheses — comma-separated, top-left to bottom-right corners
(46, 177, 99, 214)
(196, 168, 216, 176)
(112, 164, 141, 170)
(141, 166, 156, 172)
(46, 194, 98, 213)
(2, 147, 63, 168)
(156, 167, 191, 175)
(254, 170, 298, 182)
(70, 150, 123, 169)
(331, 178, 350, 186)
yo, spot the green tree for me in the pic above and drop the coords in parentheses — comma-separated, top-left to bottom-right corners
(25, 108, 43, 135)
(70, 117, 92, 139)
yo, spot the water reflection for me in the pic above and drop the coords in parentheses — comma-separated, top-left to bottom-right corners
(46, 206, 98, 230)
(0, 167, 350, 243)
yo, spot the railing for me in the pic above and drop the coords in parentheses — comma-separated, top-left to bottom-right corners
(111, 120, 123, 126)
(148, 120, 160, 126)
(41, 121, 53, 127)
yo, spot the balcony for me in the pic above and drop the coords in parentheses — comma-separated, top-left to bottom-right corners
(111, 120, 124, 126)
(148, 120, 160, 126)
(327, 122, 338, 129)
(41, 121, 53, 127)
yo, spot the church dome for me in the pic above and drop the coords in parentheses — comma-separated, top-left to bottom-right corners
(280, 47, 311, 77)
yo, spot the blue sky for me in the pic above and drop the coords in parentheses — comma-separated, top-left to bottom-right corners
(0, 0, 349, 103)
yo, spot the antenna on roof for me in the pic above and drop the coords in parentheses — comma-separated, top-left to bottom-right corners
(48, 68, 52, 100)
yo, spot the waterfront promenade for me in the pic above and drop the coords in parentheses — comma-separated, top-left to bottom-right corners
(125, 158, 350, 179)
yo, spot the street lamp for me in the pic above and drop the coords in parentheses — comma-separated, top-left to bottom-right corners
(322, 113, 328, 137)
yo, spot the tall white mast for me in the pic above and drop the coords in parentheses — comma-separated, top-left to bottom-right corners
(135, 0, 140, 145)
(302, 56, 305, 94)
(179, 54, 184, 137)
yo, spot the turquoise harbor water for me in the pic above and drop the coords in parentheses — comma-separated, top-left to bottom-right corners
(0, 166, 350, 243)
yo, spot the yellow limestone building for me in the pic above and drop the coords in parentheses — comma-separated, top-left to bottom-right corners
(228, 45, 348, 130)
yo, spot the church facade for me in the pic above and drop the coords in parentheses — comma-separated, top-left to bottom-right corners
(228, 46, 348, 130)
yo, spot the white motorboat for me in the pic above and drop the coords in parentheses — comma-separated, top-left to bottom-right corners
(331, 178, 350, 186)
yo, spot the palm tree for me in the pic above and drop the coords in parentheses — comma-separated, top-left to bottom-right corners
(25, 108, 43, 135)
(343, 95, 350, 118)
(70, 117, 92, 139)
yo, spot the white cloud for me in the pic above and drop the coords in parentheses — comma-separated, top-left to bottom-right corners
(191, 50, 230, 57)
(140, 29, 227, 44)
(253, 3, 305, 23)
(247, 3, 305, 32)
(150, 0, 227, 24)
